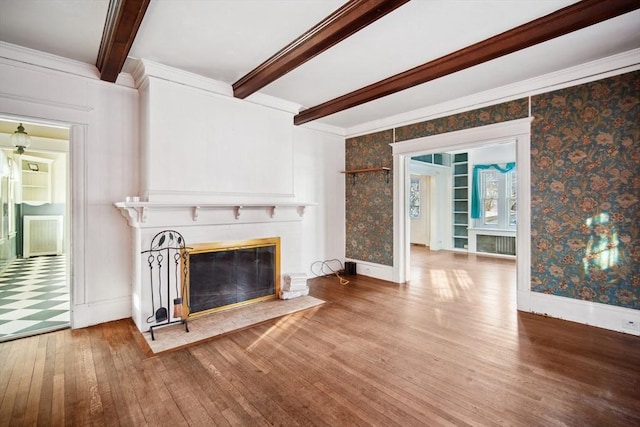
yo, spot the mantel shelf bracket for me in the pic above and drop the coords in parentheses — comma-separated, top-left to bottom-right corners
(234, 206, 242, 220)
(297, 206, 306, 217)
(270, 206, 276, 218)
(193, 206, 200, 222)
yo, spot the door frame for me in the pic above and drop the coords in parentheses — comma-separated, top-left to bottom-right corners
(391, 117, 533, 311)
(0, 114, 86, 328)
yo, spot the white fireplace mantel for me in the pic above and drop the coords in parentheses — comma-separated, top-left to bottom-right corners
(115, 200, 313, 331)
(114, 201, 316, 228)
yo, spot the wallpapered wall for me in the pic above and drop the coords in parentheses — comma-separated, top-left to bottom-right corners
(395, 98, 529, 142)
(345, 70, 639, 310)
(530, 71, 639, 309)
(345, 130, 394, 265)
(345, 101, 528, 266)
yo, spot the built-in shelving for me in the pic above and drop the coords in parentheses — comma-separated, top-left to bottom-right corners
(20, 155, 53, 206)
(452, 153, 468, 250)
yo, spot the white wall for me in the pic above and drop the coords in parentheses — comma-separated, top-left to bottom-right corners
(0, 43, 346, 329)
(293, 126, 345, 276)
(140, 74, 295, 202)
(1, 43, 139, 328)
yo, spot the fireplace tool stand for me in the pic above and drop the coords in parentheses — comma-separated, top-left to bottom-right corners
(142, 230, 191, 340)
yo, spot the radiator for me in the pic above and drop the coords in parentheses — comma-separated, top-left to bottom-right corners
(23, 215, 64, 258)
(476, 234, 516, 256)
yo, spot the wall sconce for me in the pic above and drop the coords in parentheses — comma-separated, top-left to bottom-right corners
(12, 123, 31, 154)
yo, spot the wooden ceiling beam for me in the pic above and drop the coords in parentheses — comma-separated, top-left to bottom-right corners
(96, 0, 150, 83)
(232, 0, 410, 99)
(294, 0, 640, 125)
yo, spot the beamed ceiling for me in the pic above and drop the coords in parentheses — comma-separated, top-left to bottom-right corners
(0, 0, 639, 131)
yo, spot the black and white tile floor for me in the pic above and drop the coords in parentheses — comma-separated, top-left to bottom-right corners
(0, 255, 69, 342)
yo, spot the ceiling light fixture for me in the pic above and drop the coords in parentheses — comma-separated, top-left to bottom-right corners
(11, 123, 31, 154)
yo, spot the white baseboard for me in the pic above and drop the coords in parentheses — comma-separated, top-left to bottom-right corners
(518, 290, 640, 336)
(72, 296, 131, 329)
(346, 259, 394, 282)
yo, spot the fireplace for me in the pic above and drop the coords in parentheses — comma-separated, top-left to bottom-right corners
(184, 237, 280, 317)
(115, 201, 310, 332)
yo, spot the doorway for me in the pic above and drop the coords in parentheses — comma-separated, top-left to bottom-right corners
(391, 118, 532, 311)
(0, 119, 71, 342)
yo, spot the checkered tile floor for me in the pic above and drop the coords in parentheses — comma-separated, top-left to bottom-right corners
(0, 255, 69, 342)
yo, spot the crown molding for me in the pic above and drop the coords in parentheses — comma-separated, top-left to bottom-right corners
(130, 58, 233, 96)
(299, 120, 346, 137)
(0, 41, 98, 79)
(131, 58, 309, 115)
(244, 92, 301, 115)
(346, 48, 640, 138)
(0, 41, 137, 89)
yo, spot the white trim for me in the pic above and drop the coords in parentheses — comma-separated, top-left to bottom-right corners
(347, 49, 640, 138)
(392, 118, 532, 297)
(245, 92, 302, 115)
(130, 58, 232, 96)
(346, 259, 394, 282)
(0, 41, 99, 80)
(72, 296, 131, 329)
(69, 124, 87, 313)
(391, 118, 533, 155)
(0, 41, 136, 88)
(300, 120, 346, 137)
(131, 58, 304, 115)
(519, 291, 640, 336)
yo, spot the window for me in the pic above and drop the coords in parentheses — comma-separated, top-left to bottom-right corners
(477, 168, 516, 229)
(409, 177, 420, 219)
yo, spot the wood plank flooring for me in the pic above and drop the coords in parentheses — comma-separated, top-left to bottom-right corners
(1, 247, 639, 426)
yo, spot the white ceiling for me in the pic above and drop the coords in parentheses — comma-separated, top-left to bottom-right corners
(0, 0, 639, 130)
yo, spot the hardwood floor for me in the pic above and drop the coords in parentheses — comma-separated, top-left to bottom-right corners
(1, 247, 639, 426)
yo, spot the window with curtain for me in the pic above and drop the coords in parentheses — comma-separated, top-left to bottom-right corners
(472, 163, 516, 229)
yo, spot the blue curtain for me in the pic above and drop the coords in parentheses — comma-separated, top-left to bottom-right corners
(471, 162, 516, 219)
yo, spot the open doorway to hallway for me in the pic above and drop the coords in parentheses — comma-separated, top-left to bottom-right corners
(0, 119, 70, 342)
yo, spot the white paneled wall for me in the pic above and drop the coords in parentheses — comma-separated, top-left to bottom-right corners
(0, 43, 345, 329)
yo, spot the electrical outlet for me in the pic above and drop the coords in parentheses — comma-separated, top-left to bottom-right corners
(622, 320, 640, 331)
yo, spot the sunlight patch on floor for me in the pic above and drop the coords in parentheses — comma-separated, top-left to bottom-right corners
(431, 269, 474, 302)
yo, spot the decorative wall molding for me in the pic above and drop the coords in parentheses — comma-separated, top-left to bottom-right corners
(73, 296, 132, 329)
(130, 58, 232, 95)
(0, 41, 136, 88)
(391, 118, 533, 155)
(130, 58, 302, 115)
(519, 291, 640, 336)
(347, 49, 640, 138)
(0, 90, 94, 113)
(244, 92, 302, 115)
(299, 119, 346, 137)
(345, 259, 394, 282)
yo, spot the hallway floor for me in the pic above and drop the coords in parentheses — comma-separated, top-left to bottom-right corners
(0, 255, 69, 342)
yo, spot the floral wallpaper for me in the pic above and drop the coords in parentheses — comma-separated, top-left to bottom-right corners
(394, 98, 529, 142)
(346, 100, 530, 266)
(530, 71, 640, 309)
(345, 130, 394, 265)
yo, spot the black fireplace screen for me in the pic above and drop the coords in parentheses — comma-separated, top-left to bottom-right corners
(188, 245, 276, 314)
